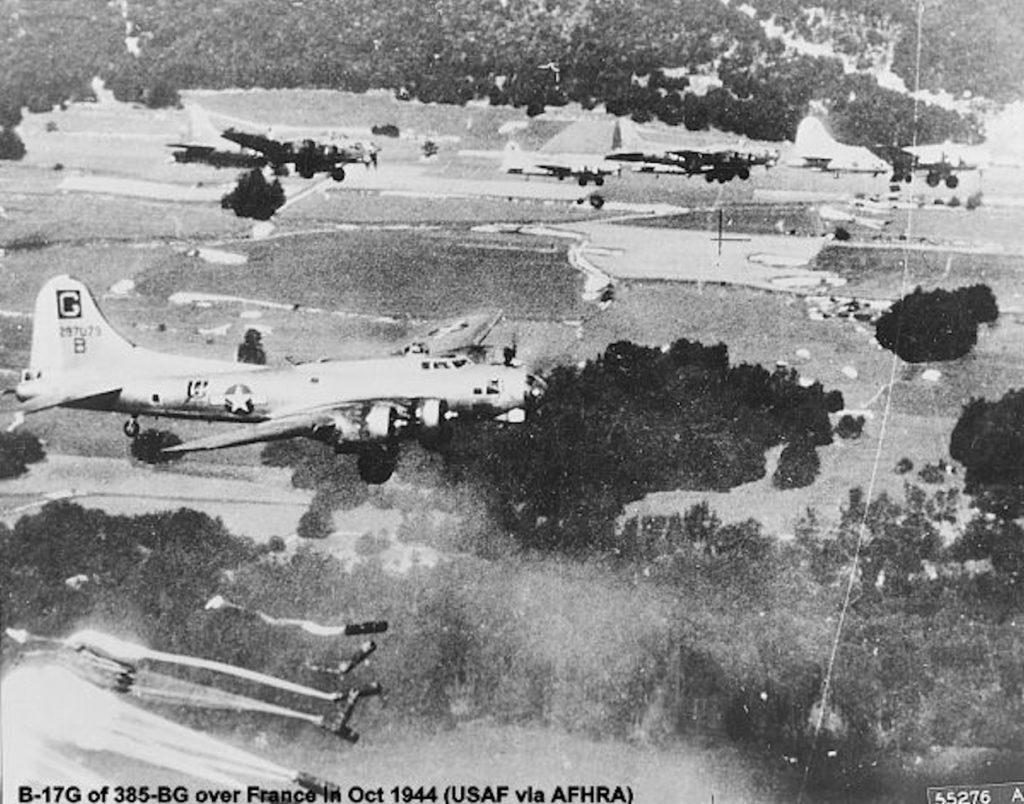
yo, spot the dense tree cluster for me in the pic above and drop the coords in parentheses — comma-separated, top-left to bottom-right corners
(874, 284, 998, 363)
(0, 502, 261, 643)
(951, 390, 1024, 520)
(3, 465, 1023, 786)
(447, 338, 842, 554)
(2, 0, 988, 152)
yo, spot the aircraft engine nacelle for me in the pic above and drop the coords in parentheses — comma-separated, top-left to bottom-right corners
(416, 398, 452, 451)
(329, 403, 399, 449)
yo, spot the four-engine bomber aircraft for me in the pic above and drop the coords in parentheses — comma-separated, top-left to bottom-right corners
(500, 141, 622, 186)
(606, 120, 779, 184)
(15, 276, 544, 483)
(169, 105, 379, 181)
(871, 141, 986, 188)
(219, 127, 379, 181)
(788, 116, 890, 177)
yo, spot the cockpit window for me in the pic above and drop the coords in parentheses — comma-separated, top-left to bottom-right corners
(421, 361, 431, 370)
(433, 361, 450, 369)
(452, 358, 468, 368)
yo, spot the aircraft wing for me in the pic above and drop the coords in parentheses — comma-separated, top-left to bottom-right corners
(220, 128, 291, 162)
(403, 310, 503, 355)
(163, 410, 339, 453)
(163, 395, 420, 454)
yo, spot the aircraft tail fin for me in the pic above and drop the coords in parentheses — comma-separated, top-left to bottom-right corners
(27, 275, 138, 379)
(611, 117, 640, 151)
(183, 104, 225, 147)
(501, 141, 524, 171)
(794, 116, 838, 157)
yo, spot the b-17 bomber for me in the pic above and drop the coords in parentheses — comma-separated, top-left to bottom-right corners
(15, 276, 545, 483)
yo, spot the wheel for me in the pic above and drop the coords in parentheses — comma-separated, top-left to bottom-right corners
(123, 418, 140, 438)
(589, 193, 605, 210)
(331, 167, 346, 181)
(738, 167, 750, 181)
(704, 172, 715, 183)
(945, 175, 959, 189)
(299, 167, 315, 179)
(595, 176, 604, 186)
(577, 175, 588, 187)
(926, 173, 941, 187)
(357, 446, 397, 484)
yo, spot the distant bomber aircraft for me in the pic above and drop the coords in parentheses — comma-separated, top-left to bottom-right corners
(501, 141, 622, 186)
(788, 116, 890, 177)
(14, 276, 544, 483)
(169, 105, 379, 181)
(870, 141, 988, 188)
(606, 119, 779, 183)
(220, 127, 379, 181)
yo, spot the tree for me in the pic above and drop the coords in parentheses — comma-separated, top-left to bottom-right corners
(875, 286, 997, 363)
(950, 391, 1024, 518)
(221, 169, 285, 220)
(0, 430, 45, 479)
(773, 439, 820, 489)
(0, 128, 26, 161)
(237, 328, 267, 365)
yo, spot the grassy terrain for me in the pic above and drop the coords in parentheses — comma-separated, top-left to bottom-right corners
(616, 203, 823, 236)
(135, 228, 585, 320)
(816, 243, 1024, 303)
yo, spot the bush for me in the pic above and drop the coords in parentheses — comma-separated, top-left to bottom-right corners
(772, 439, 820, 489)
(130, 429, 184, 464)
(966, 192, 984, 210)
(835, 414, 865, 439)
(895, 457, 914, 474)
(371, 123, 400, 137)
(221, 170, 285, 221)
(0, 128, 26, 161)
(917, 462, 947, 484)
(0, 431, 45, 479)
(874, 285, 998, 363)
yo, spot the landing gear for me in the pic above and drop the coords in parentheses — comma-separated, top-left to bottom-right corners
(331, 166, 346, 182)
(594, 176, 604, 186)
(357, 445, 398, 484)
(945, 174, 959, 189)
(123, 417, 140, 438)
(577, 175, 589, 187)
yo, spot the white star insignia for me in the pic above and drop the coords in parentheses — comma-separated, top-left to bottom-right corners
(223, 384, 256, 415)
